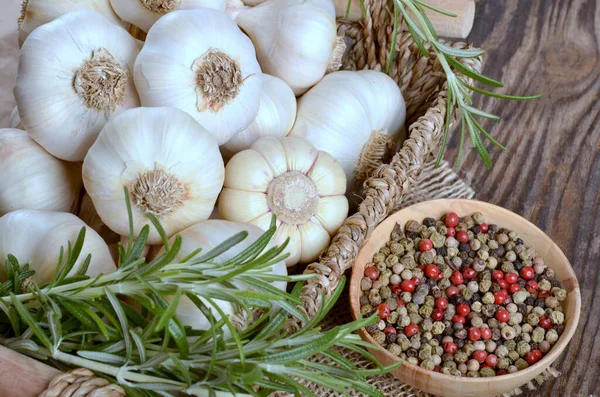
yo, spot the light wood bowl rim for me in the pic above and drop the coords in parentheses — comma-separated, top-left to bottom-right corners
(349, 198, 581, 387)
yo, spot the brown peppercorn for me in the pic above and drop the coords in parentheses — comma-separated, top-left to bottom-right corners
(360, 295, 370, 306)
(387, 333, 397, 344)
(373, 331, 386, 345)
(361, 304, 374, 316)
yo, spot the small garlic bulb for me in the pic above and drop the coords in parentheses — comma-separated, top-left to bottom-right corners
(110, 0, 226, 32)
(0, 210, 116, 285)
(14, 11, 141, 162)
(221, 74, 297, 159)
(218, 136, 348, 266)
(83, 107, 224, 245)
(17, 0, 126, 47)
(230, 0, 340, 95)
(9, 107, 22, 129)
(289, 70, 406, 199)
(0, 128, 82, 216)
(134, 9, 262, 145)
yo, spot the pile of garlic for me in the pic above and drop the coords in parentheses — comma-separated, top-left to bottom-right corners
(2, 0, 407, 287)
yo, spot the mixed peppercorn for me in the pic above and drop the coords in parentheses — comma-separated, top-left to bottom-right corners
(360, 212, 567, 377)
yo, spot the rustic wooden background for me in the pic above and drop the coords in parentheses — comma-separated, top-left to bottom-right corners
(451, 1, 600, 395)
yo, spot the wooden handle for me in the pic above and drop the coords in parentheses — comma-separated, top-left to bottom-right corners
(334, 0, 476, 39)
(0, 346, 60, 397)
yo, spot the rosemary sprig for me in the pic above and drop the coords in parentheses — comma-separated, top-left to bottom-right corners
(0, 188, 396, 396)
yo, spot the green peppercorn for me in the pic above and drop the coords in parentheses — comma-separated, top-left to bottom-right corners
(480, 367, 496, 377)
(409, 313, 423, 325)
(513, 291, 530, 305)
(471, 301, 483, 313)
(373, 253, 386, 263)
(373, 331, 386, 344)
(463, 343, 475, 357)
(516, 340, 531, 357)
(539, 279, 552, 291)
(454, 351, 468, 363)
(397, 306, 408, 317)
(400, 292, 412, 303)
(421, 318, 433, 332)
(399, 315, 411, 327)
(437, 225, 448, 236)
(447, 247, 459, 258)
(432, 321, 445, 335)
(505, 241, 516, 252)
(424, 295, 435, 307)
(421, 360, 435, 371)
(398, 335, 411, 351)
(487, 256, 498, 269)
(439, 278, 451, 290)
(419, 251, 435, 265)
(376, 262, 386, 272)
(519, 246, 534, 261)
(477, 233, 489, 244)
(360, 304, 373, 316)
(388, 311, 399, 324)
(479, 280, 492, 294)
(471, 316, 484, 328)
(407, 357, 419, 365)
(496, 345, 509, 358)
(546, 329, 559, 344)
(388, 343, 402, 356)
(419, 305, 433, 318)
(419, 344, 433, 361)
(509, 313, 523, 326)
(483, 304, 496, 318)
(466, 370, 479, 378)
(522, 323, 533, 334)
(532, 307, 545, 317)
(462, 288, 474, 301)
(368, 290, 382, 306)
(505, 251, 517, 262)
(380, 246, 391, 256)
(433, 255, 445, 266)
(498, 357, 511, 369)
(501, 326, 516, 340)
(551, 311, 565, 325)
(519, 332, 531, 343)
(504, 340, 517, 352)
(488, 240, 499, 250)
(406, 302, 418, 314)
(389, 242, 404, 256)
(478, 250, 490, 261)
(532, 327, 546, 343)
(508, 350, 520, 362)
(501, 261, 515, 273)
(515, 358, 529, 370)
(554, 288, 568, 302)
(482, 292, 495, 305)
(385, 255, 399, 268)
(401, 255, 417, 269)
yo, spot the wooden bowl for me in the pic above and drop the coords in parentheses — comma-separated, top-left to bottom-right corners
(349, 199, 581, 397)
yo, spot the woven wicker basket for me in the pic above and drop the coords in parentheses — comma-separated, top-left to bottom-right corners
(36, 1, 482, 396)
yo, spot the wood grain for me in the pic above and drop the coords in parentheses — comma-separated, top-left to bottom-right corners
(444, 1, 600, 395)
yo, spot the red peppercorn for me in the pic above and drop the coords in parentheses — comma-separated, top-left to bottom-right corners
(404, 323, 419, 337)
(444, 342, 458, 354)
(526, 280, 539, 294)
(462, 267, 476, 280)
(456, 230, 469, 243)
(401, 279, 416, 292)
(457, 303, 471, 317)
(437, 272, 445, 281)
(538, 290, 550, 300)
(364, 266, 379, 281)
(445, 286, 459, 297)
(520, 266, 535, 280)
(396, 298, 405, 307)
(418, 264, 426, 271)
(492, 270, 504, 281)
(468, 327, 481, 341)
(412, 277, 421, 286)
(480, 223, 489, 233)
(532, 349, 543, 361)
(472, 350, 487, 363)
(496, 369, 508, 376)
(525, 351, 539, 365)
(384, 326, 397, 334)
(377, 303, 391, 319)
(480, 327, 492, 340)
(495, 309, 510, 322)
(435, 297, 449, 310)
(431, 308, 444, 321)
(505, 273, 518, 285)
(434, 366, 441, 372)
(452, 315, 466, 325)
(445, 212, 459, 228)
(494, 291, 507, 305)
(392, 283, 403, 294)
(485, 354, 498, 367)
(509, 283, 522, 294)
(539, 316, 552, 329)
(419, 239, 433, 252)
(425, 264, 440, 279)
(450, 271, 464, 285)
(497, 279, 508, 289)
(446, 227, 456, 237)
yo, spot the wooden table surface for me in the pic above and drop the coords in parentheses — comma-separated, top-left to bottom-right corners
(450, 1, 600, 395)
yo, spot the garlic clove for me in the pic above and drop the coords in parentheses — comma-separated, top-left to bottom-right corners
(18, 0, 127, 47)
(307, 150, 348, 196)
(110, 0, 226, 32)
(14, 11, 141, 162)
(9, 107, 22, 129)
(315, 195, 348, 234)
(298, 220, 330, 263)
(247, 211, 280, 232)
(281, 136, 319, 174)
(0, 128, 82, 216)
(134, 9, 262, 145)
(272, 222, 302, 266)
(250, 136, 289, 177)
(223, 150, 273, 192)
(218, 189, 269, 223)
(78, 192, 121, 244)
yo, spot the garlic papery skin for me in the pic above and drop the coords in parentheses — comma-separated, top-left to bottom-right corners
(218, 136, 348, 266)
(134, 9, 262, 145)
(221, 74, 296, 159)
(230, 0, 338, 95)
(83, 107, 224, 245)
(161, 220, 287, 331)
(14, 11, 141, 162)
(17, 0, 127, 47)
(9, 107, 22, 129)
(289, 70, 407, 200)
(110, 0, 226, 33)
(0, 209, 116, 285)
(0, 128, 82, 216)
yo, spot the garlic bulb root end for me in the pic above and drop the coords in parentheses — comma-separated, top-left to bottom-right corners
(18, 0, 29, 26)
(140, 0, 181, 14)
(130, 169, 189, 217)
(355, 130, 396, 186)
(193, 50, 243, 113)
(326, 36, 347, 73)
(266, 171, 319, 225)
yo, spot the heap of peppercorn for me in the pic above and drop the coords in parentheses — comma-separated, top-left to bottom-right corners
(359, 212, 568, 377)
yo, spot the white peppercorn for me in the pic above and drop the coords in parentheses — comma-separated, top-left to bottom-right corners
(467, 359, 480, 372)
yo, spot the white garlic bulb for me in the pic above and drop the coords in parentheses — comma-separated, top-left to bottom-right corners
(134, 9, 262, 145)
(164, 220, 287, 331)
(83, 107, 224, 245)
(17, 0, 126, 47)
(110, 0, 226, 32)
(229, 0, 340, 95)
(219, 136, 348, 266)
(0, 210, 116, 285)
(221, 74, 296, 159)
(0, 128, 82, 216)
(9, 107, 22, 129)
(289, 70, 406, 199)
(14, 11, 141, 162)
(78, 193, 121, 244)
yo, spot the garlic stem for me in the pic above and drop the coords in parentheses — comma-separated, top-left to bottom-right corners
(130, 169, 188, 217)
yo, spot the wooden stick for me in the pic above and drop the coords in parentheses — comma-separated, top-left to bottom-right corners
(0, 346, 60, 397)
(333, 0, 476, 39)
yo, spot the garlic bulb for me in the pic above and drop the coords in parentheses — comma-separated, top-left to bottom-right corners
(78, 193, 121, 244)
(0, 210, 116, 285)
(230, 0, 340, 95)
(163, 220, 287, 331)
(289, 70, 406, 199)
(83, 107, 224, 245)
(110, 0, 226, 32)
(9, 107, 22, 129)
(0, 128, 82, 216)
(134, 9, 262, 145)
(14, 11, 141, 162)
(218, 136, 348, 266)
(221, 74, 296, 159)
